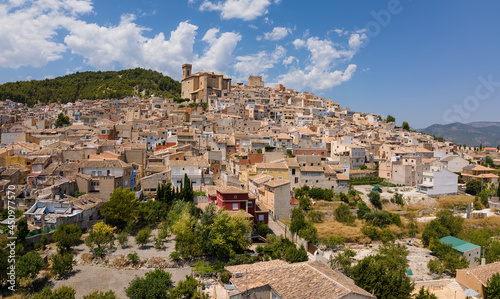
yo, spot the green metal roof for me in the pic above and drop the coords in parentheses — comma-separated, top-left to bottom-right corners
(440, 236, 479, 253)
(406, 269, 413, 276)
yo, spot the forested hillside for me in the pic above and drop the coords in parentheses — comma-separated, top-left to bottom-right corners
(0, 68, 181, 106)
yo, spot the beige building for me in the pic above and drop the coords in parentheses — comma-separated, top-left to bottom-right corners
(456, 262, 500, 298)
(181, 64, 231, 103)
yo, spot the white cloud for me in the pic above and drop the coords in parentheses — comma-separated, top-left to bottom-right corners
(283, 56, 297, 65)
(200, 0, 274, 21)
(260, 26, 291, 41)
(277, 33, 366, 91)
(348, 31, 367, 51)
(0, 0, 93, 68)
(234, 45, 286, 80)
(195, 28, 242, 74)
(292, 39, 305, 49)
(0, 0, 243, 80)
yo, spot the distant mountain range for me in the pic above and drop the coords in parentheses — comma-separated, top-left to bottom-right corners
(420, 122, 500, 147)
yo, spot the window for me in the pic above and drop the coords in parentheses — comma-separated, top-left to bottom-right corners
(248, 201, 253, 208)
(91, 171, 96, 176)
(295, 177, 299, 184)
(98, 171, 102, 176)
(177, 180, 182, 184)
(278, 177, 283, 180)
(305, 151, 308, 154)
(232, 203, 239, 210)
(278, 169, 283, 173)
(292, 169, 296, 175)
(259, 215, 264, 221)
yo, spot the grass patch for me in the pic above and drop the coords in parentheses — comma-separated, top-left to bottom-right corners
(436, 195, 475, 209)
(315, 219, 370, 243)
(463, 217, 500, 231)
(312, 201, 341, 211)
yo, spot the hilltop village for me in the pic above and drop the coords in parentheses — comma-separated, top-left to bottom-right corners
(1, 65, 500, 299)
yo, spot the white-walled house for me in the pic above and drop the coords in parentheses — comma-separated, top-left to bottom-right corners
(167, 157, 213, 187)
(418, 165, 458, 196)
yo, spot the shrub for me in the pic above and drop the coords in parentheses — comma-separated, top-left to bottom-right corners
(117, 231, 129, 248)
(135, 227, 152, 248)
(51, 252, 75, 277)
(255, 222, 270, 236)
(334, 204, 355, 225)
(285, 245, 308, 263)
(307, 210, 324, 223)
(127, 252, 139, 264)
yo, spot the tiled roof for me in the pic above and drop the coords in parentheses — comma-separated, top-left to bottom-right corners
(300, 166, 324, 172)
(459, 262, 500, 286)
(249, 173, 273, 185)
(81, 159, 130, 169)
(226, 260, 375, 299)
(264, 179, 290, 188)
(217, 186, 248, 194)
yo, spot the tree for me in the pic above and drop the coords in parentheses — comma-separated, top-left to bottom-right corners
(486, 273, 500, 299)
(402, 121, 410, 131)
(427, 258, 445, 275)
(414, 287, 437, 299)
(101, 187, 138, 229)
(126, 269, 173, 299)
(334, 203, 355, 225)
(54, 112, 70, 128)
(368, 190, 382, 210)
(170, 275, 208, 299)
(391, 193, 404, 206)
(33, 286, 76, 299)
(0, 249, 9, 285)
(422, 220, 450, 245)
(207, 211, 252, 258)
(171, 209, 203, 258)
(85, 222, 115, 257)
(290, 208, 306, 233)
(298, 223, 318, 243)
(307, 210, 324, 223)
(40, 234, 49, 250)
(329, 248, 356, 274)
(466, 179, 482, 195)
(255, 221, 270, 236)
(53, 223, 82, 251)
(51, 252, 75, 277)
(16, 217, 29, 243)
(17, 251, 46, 279)
(357, 202, 371, 219)
(386, 115, 396, 123)
(83, 290, 117, 299)
(135, 227, 152, 248)
(308, 188, 325, 200)
(285, 245, 308, 263)
(349, 243, 414, 299)
(117, 231, 129, 248)
(298, 196, 312, 210)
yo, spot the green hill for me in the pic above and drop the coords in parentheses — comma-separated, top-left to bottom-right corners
(0, 68, 181, 106)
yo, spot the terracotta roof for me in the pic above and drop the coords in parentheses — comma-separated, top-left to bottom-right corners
(217, 186, 248, 194)
(249, 173, 273, 185)
(256, 162, 288, 169)
(264, 179, 290, 188)
(226, 260, 375, 299)
(80, 159, 130, 169)
(459, 262, 500, 286)
(300, 166, 324, 172)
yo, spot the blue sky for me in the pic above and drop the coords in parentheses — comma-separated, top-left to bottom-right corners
(1, 0, 500, 128)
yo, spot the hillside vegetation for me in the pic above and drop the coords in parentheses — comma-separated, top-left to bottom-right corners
(0, 68, 181, 106)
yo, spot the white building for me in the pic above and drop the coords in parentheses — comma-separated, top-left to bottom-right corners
(418, 165, 458, 196)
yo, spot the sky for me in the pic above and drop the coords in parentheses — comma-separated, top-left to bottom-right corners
(1, 0, 500, 128)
